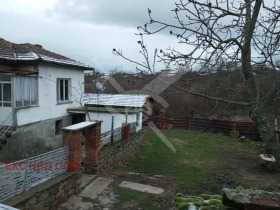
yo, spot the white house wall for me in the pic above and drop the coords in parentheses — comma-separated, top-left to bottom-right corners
(88, 112, 142, 133)
(16, 64, 84, 126)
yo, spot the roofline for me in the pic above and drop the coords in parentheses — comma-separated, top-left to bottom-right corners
(68, 107, 143, 114)
(0, 58, 94, 70)
(85, 104, 144, 108)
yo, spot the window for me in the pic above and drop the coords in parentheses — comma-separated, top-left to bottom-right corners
(57, 79, 71, 102)
(14, 76, 38, 108)
(0, 82, 11, 107)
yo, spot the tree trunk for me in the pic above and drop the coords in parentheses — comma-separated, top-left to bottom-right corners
(251, 109, 280, 162)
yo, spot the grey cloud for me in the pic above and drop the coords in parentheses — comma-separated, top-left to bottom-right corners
(50, 0, 177, 28)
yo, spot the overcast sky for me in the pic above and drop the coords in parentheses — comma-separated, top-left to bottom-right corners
(0, 0, 180, 72)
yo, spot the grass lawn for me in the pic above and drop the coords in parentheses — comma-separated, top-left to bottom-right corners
(120, 129, 279, 193)
(112, 128, 279, 209)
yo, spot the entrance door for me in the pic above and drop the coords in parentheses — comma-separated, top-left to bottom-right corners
(72, 114, 86, 124)
(0, 77, 13, 126)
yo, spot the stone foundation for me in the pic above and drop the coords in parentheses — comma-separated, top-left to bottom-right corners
(3, 172, 82, 210)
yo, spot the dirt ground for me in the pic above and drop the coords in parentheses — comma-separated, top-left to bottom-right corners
(108, 171, 180, 210)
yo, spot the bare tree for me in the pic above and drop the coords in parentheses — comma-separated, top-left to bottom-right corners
(113, 0, 280, 162)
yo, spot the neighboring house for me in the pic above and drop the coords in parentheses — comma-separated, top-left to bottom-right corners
(68, 93, 153, 133)
(0, 38, 94, 161)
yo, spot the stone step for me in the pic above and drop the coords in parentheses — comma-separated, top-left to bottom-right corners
(80, 174, 97, 189)
(79, 177, 114, 200)
(119, 181, 164, 194)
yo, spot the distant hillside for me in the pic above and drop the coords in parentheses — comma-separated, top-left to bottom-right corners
(85, 68, 280, 121)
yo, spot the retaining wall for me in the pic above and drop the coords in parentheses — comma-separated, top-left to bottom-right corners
(3, 171, 82, 210)
(96, 131, 143, 173)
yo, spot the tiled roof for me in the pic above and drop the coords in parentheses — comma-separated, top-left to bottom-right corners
(0, 38, 93, 69)
(83, 94, 150, 108)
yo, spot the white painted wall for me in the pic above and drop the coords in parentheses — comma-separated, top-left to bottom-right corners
(87, 111, 142, 133)
(16, 64, 84, 126)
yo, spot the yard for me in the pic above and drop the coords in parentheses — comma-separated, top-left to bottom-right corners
(109, 128, 280, 209)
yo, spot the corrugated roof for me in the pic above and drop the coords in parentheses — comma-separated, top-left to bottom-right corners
(0, 38, 93, 70)
(83, 94, 150, 108)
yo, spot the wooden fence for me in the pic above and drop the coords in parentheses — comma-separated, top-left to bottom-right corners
(143, 116, 261, 138)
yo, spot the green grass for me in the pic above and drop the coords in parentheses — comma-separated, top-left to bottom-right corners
(115, 186, 160, 210)
(120, 129, 267, 192)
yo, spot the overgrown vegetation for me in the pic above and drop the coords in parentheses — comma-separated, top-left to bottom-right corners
(173, 193, 226, 210)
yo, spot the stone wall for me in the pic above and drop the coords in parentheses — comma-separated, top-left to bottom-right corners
(96, 131, 143, 173)
(3, 172, 82, 210)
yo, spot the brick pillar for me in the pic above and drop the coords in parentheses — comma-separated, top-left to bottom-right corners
(84, 122, 101, 174)
(122, 123, 131, 140)
(62, 130, 83, 172)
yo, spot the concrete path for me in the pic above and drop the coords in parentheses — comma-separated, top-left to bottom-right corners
(119, 181, 164, 194)
(79, 177, 113, 200)
(58, 176, 114, 210)
(58, 173, 165, 210)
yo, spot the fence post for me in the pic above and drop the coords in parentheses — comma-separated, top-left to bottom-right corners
(22, 159, 28, 192)
(62, 130, 83, 172)
(84, 122, 101, 174)
(122, 123, 131, 140)
(111, 116, 114, 145)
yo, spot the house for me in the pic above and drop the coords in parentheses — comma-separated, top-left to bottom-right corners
(68, 93, 153, 133)
(0, 38, 94, 161)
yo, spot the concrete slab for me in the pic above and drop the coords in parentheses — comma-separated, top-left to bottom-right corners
(59, 195, 93, 210)
(81, 174, 97, 188)
(79, 177, 113, 200)
(119, 181, 164, 194)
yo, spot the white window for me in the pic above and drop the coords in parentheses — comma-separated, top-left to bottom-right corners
(57, 78, 71, 102)
(14, 76, 38, 108)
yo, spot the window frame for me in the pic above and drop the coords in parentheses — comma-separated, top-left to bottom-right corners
(14, 76, 38, 108)
(0, 82, 12, 107)
(57, 78, 71, 103)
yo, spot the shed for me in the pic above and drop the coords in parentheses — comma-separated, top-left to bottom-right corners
(68, 93, 153, 133)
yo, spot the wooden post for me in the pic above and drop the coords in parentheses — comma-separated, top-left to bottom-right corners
(125, 109, 128, 123)
(275, 117, 279, 143)
(111, 116, 114, 145)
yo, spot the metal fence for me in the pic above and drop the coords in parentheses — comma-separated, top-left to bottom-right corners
(100, 122, 137, 148)
(100, 127, 122, 147)
(0, 147, 69, 202)
(130, 122, 137, 134)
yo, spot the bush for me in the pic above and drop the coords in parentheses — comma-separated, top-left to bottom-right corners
(208, 199, 222, 206)
(210, 195, 222, 200)
(177, 202, 190, 210)
(200, 194, 211, 200)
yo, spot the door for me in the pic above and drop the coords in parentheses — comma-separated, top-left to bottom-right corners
(0, 76, 13, 126)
